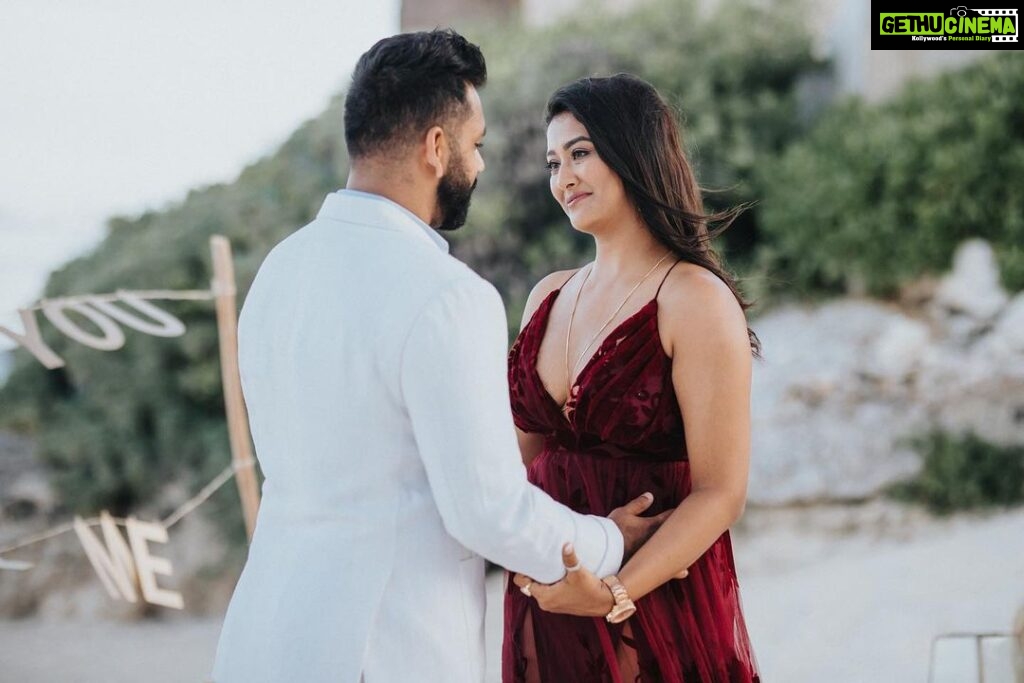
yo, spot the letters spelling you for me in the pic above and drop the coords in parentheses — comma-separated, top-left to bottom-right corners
(0, 291, 188, 369)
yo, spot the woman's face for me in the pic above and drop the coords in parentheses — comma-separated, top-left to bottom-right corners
(546, 112, 631, 234)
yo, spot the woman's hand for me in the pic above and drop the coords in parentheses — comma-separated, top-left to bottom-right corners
(512, 543, 614, 617)
(513, 544, 691, 618)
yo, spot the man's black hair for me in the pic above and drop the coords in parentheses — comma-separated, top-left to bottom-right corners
(344, 29, 487, 159)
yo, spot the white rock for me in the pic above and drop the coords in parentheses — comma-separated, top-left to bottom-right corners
(5, 472, 55, 516)
(865, 317, 932, 381)
(749, 300, 930, 505)
(993, 292, 1024, 352)
(933, 239, 1008, 321)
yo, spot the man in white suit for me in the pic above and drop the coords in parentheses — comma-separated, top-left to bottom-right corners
(211, 30, 661, 682)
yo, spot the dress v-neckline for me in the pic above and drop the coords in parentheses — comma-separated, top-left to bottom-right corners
(530, 286, 661, 418)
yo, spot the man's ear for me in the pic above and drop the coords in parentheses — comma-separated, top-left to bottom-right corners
(423, 125, 448, 180)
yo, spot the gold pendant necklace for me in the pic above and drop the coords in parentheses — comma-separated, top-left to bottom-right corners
(563, 251, 673, 403)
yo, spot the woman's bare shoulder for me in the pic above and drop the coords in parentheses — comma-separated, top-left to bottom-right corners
(657, 262, 749, 355)
(520, 268, 580, 331)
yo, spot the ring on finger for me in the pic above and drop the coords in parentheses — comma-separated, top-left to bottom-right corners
(565, 561, 582, 573)
(520, 581, 533, 597)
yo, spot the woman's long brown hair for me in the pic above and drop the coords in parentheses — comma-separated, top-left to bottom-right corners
(546, 74, 761, 357)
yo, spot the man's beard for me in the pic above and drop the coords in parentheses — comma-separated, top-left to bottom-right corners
(433, 147, 477, 232)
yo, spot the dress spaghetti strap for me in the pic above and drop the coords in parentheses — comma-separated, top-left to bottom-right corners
(559, 266, 587, 290)
(654, 259, 682, 299)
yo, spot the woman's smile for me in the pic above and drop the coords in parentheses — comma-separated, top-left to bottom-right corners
(566, 192, 591, 208)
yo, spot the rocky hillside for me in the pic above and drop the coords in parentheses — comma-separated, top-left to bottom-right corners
(749, 239, 1024, 505)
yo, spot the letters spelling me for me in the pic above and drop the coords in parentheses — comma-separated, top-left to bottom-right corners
(74, 512, 184, 610)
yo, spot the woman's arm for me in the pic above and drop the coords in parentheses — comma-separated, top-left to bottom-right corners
(514, 269, 577, 466)
(616, 267, 752, 600)
(517, 428, 545, 468)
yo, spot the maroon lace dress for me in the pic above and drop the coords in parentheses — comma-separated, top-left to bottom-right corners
(501, 272, 759, 683)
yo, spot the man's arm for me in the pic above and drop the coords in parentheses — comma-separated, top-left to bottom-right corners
(400, 275, 622, 584)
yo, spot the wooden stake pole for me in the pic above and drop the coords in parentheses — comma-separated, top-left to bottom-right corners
(210, 235, 260, 541)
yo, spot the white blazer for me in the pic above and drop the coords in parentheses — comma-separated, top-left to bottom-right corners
(211, 190, 623, 683)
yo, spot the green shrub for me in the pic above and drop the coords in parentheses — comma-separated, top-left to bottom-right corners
(888, 432, 1024, 515)
(757, 52, 1024, 299)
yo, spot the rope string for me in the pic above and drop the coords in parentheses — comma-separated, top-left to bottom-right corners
(0, 458, 256, 558)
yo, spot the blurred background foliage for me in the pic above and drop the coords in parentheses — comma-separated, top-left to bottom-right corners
(758, 52, 1024, 298)
(1, 0, 1021, 540)
(888, 432, 1024, 515)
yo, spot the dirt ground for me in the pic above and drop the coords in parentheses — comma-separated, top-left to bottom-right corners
(2, 503, 1022, 682)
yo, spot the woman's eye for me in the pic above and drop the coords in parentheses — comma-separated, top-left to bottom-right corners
(571, 149, 589, 160)
(545, 160, 560, 173)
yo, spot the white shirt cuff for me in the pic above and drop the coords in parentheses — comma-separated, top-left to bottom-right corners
(576, 514, 624, 578)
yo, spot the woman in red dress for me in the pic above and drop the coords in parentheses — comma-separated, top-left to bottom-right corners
(502, 74, 761, 682)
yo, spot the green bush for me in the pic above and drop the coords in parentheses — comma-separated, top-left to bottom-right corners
(757, 52, 1024, 299)
(888, 432, 1024, 515)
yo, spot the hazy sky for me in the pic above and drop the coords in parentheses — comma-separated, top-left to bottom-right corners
(0, 0, 399, 349)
